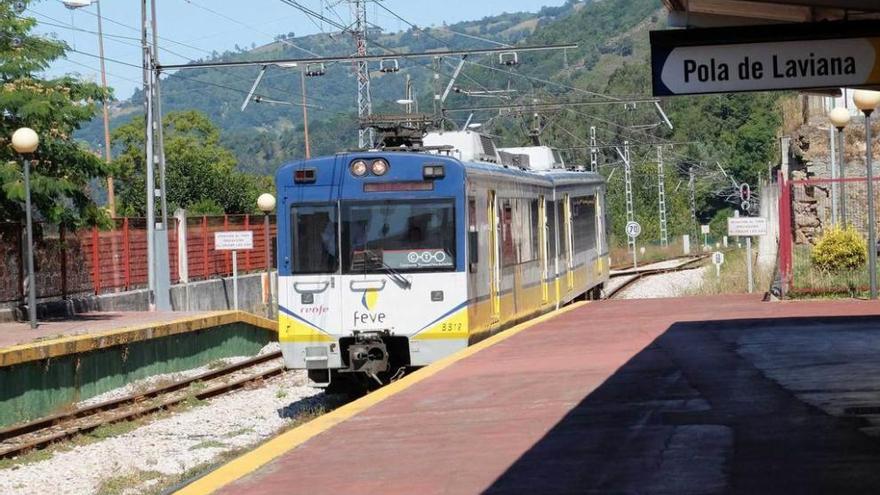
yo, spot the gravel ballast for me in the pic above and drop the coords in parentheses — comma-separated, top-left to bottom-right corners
(617, 268, 705, 299)
(0, 345, 329, 495)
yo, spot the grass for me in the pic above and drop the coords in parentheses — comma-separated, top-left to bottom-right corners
(190, 440, 226, 451)
(96, 469, 163, 495)
(790, 245, 872, 297)
(610, 240, 687, 268)
(690, 247, 772, 296)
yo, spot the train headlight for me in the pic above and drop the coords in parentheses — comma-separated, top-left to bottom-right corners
(350, 160, 368, 177)
(371, 159, 389, 176)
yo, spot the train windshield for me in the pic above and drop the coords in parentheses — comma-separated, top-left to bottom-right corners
(291, 204, 338, 274)
(341, 199, 456, 273)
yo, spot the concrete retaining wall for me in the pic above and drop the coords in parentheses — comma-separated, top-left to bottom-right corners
(0, 272, 275, 322)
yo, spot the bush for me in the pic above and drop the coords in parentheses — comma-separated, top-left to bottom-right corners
(811, 226, 867, 272)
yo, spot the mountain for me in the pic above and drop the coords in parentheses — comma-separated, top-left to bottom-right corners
(75, 0, 784, 238)
(76, 0, 658, 174)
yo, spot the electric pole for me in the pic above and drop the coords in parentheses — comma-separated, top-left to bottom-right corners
(350, 0, 373, 148)
(623, 141, 635, 250)
(141, 0, 171, 311)
(657, 146, 668, 247)
(689, 166, 697, 240)
(589, 126, 598, 173)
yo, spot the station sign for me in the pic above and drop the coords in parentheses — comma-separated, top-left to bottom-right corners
(728, 217, 768, 237)
(651, 21, 880, 96)
(214, 231, 254, 250)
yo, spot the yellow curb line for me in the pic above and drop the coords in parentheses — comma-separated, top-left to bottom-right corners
(0, 311, 277, 368)
(174, 301, 588, 495)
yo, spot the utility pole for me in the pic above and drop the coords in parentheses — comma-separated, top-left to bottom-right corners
(141, 0, 170, 310)
(141, 0, 155, 310)
(94, 0, 115, 217)
(689, 167, 697, 239)
(589, 126, 598, 172)
(301, 68, 311, 159)
(657, 146, 668, 247)
(350, 0, 373, 148)
(623, 141, 635, 251)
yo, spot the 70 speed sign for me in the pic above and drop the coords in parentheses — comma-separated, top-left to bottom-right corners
(625, 221, 642, 239)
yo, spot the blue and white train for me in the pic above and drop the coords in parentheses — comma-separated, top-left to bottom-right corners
(275, 130, 609, 388)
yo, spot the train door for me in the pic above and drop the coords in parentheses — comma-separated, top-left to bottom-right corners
(563, 193, 574, 291)
(539, 196, 550, 305)
(487, 190, 501, 321)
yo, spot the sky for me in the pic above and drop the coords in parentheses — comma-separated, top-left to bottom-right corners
(29, 0, 566, 99)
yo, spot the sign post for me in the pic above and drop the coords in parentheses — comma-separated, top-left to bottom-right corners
(214, 231, 254, 310)
(712, 251, 725, 279)
(728, 217, 768, 294)
(651, 21, 880, 97)
(625, 221, 642, 269)
(701, 224, 710, 251)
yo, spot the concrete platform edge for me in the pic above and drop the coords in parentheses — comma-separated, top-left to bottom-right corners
(173, 301, 589, 495)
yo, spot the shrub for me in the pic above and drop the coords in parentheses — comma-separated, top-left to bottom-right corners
(811, 226, 867, 272)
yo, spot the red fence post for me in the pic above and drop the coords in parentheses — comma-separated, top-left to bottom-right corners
(91, 226, 101, 294)
(244, 214, 251, 271)
(202, 216, 208, 279)
(122, 218, 131, 290)
(778, 171, 793, 296)
(17, 224, 24, 301)
(60, 224, 67, 299)
(223, 214, 230, 275)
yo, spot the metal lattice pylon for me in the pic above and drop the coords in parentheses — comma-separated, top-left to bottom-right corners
(623, 141, 634, 249)
(589, 126, 598, 173)
(350, 0, 373, 148)
(657, 146, 668, 247)
(689, 167, 697, 238)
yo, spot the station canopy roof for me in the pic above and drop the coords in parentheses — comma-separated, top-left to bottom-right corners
(663, 0, 880, 27)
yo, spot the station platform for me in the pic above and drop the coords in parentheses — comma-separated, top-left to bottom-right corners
(181, 295, 880, 494)
(0, 310, 275, 367)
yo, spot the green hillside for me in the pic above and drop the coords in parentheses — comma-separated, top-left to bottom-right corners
(76, 0, 782, 238)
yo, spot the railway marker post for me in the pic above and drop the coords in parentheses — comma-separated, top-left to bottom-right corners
(625, 221, 642, 269)
(712, 251, 725, 279)
(215, 231, 254, 310)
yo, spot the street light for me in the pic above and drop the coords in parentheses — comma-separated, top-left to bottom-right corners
(11, 127, 39, 329)
(257, 193, 276, 318)
(853, 89, 880, 299)
(829, 106, 851, 226)
(63, 0, 115, 217)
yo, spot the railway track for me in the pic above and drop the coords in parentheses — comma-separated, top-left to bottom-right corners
(605, 255, 710, 299)
(0, 351, 285, 460)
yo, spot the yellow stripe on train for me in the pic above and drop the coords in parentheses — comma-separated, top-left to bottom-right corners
(278, 312, 335, 343)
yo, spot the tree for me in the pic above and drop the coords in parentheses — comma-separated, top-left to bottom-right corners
(112, 110, 269, 216)
(0, 1, 110, 227)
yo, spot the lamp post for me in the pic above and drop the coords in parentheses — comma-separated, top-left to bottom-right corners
(854, 89, 880, 299)
(63, 0, 115, 216)
(829, 106, 851, 227)
(12, 128, 39, 329)
(257, 193, 276, 318)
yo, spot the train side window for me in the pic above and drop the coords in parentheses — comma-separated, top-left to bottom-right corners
(468, 197, 478, 271)
(291, 204, 339, 274)
(571, 196, 597, 252)
(501, 199, 516, 267)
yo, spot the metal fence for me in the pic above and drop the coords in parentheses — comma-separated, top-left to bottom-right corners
(779, 173, 879, 296)
(0, 214, 276, 304)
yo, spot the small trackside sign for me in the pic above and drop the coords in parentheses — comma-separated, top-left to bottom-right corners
(214, 231, 254, 250)
(728, 217, 768, 237)
(650, 21, 880, 96)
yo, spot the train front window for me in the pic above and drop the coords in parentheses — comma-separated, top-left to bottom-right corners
(291, 204, 338, 274)
(341, 200, 456, 273)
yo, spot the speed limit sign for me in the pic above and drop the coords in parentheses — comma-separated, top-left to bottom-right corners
(625, 221, 642, 239)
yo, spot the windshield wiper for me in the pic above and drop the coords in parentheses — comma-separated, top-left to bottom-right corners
(365, 251, 411, 289)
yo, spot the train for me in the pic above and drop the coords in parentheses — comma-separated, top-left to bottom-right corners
(274, 130, 609, 389)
